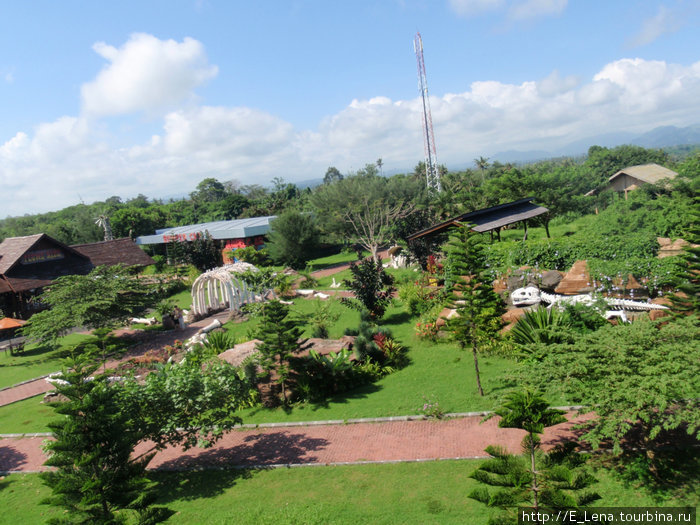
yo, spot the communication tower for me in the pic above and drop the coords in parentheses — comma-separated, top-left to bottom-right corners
(413, 32, 441, 192)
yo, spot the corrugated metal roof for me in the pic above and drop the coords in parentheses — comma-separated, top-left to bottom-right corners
(608, 164, 677, 184)
(136, 216, 277, 245)
(408, 198, 548, 241)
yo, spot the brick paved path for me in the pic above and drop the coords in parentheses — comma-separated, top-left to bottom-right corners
(309, 249, 391, 279)
(0, 312, 231, 407)
(0, 412, 592, 473)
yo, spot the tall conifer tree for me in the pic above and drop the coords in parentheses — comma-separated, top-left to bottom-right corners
(41, 356, 171, 524)
(255, 300, 305, 404)
(444, 223, 504, 396)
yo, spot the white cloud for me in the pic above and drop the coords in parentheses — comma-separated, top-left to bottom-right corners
(628, 5, 680, 47)
(81, 33, 217, 117)
(448, 0, 566, 19)
(3, 55, 700, 217)
(507, 0, 567, 20)
(448, 0, 504, 17)
(4, 72, 13, 84)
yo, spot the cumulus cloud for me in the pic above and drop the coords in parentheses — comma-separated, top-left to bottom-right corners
(628, 5, 680, 47)
(448, 0, 566, 19)
(448, 0, 504, 17)
(507, 0, 567, 20)
(81, 33, 218, 117)
(3, 55, 700, 217)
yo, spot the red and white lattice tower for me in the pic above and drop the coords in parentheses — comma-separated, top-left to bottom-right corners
(414, 32, 441, 193)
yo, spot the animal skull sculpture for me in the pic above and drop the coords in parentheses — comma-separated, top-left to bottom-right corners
(511, 286, 542, 306)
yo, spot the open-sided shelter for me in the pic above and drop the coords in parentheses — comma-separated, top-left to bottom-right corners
(408, 197, 549, 243)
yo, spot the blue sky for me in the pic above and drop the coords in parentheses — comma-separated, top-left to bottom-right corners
(1, 0, 700, 217)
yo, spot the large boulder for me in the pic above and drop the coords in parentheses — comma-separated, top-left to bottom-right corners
(554, 260, 593, 295)
(436, 307, 459, 327)
(540, 270, 564, 292)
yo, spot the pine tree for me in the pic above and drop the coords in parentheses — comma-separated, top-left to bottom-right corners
(254, 300, 305, 404)
(444, 224, 505, 396)
(342, 256, 395, 321)
(469, 391, 600, 525)
(670, 195, 700, 315)
(41, 356, 171, 524)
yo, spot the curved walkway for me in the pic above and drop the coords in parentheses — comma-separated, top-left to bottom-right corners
(0, 311, 231, 407)
(0, 411, 592, 474)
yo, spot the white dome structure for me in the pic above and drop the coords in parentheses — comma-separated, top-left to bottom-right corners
(191, 262, 267, 316)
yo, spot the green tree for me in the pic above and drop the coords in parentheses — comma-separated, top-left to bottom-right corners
(190, 177, 228, 202)
(312, 172, 415, 262)
(670, 194, 700, 314)
(469, 391, 599, 524)
(323, 166, 343, 184)
(342, 256, 395, 321)
(119, 358, 255, 452)
(445, 224, 505, 396)
(167, 231, 222, 271)
(22, 265, 157, 356)
(525, 316, 700, 458)
(266, 210, 320, 269)
(41, 356, 172, 524)
(254, 300, 305, 404)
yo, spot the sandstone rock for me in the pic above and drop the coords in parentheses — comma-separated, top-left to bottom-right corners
(649, 296, 673, 321)
(554, 260, 593, 295)
(436, 307, 459, 327)
(502, 308, 527, 324)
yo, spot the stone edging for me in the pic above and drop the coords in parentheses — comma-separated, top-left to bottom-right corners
(0, 406, 587, 439)
(0, 375, 52, 393)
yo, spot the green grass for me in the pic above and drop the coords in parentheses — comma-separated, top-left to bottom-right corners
(0, 299, 520, 434)
(305, 250, 369, 272)
(0, 394, 55, 434)
(0, 333, 92, 389)
(230, 300, 518, 424)
(2, 452, 697, 524)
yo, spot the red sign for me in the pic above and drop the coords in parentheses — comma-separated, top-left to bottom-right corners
(163, 232, 201, 243)
(21, 248, 65, 265)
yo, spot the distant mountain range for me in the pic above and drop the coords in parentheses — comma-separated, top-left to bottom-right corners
(490, 124, 700, 164)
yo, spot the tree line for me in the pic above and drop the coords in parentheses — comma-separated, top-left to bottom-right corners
(1, 145, 698, 254)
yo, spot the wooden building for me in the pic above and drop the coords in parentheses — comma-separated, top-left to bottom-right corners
(585, 163, 677, 199)
(0, 234, 153, 319)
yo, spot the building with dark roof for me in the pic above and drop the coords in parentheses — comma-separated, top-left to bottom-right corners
(408, 198, 549, 243)
(0, 234, 153, 319)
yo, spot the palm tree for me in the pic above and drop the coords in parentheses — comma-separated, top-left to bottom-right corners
(474, 156, 490, 182)
(95, 214, 114, 241)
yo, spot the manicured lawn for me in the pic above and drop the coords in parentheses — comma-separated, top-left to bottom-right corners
(0, 333, 92, 389)
(230, 300, 520, 424)
(0, 394, 55, 434)
(306, 250, 369, 272)
(2, 452, 697, 524)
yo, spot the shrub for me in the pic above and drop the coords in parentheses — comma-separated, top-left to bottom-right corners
(342, 257, 395, 321)
(201, 331, 236, 353)
(229, 246, 271, 267)
(509, 307, 573, 346)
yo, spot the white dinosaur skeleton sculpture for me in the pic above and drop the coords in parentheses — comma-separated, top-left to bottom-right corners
(510, 286, 668, 322)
